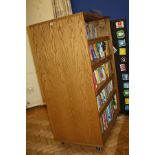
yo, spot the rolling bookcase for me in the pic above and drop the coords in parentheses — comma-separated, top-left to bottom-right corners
(28, 12, 120, 150)
(110, 19, 129, 114)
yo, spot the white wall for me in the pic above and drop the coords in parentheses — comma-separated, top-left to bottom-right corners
(26, 0, 55, 108)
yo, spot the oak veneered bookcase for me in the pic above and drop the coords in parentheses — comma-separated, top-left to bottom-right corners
(27, 12, 120, 149)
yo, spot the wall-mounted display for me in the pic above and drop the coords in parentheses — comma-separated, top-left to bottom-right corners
(111, 19, 129, 114)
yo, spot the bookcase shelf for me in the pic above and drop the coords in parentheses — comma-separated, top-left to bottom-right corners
(99, 89, 116, 115)
(96, 73, 114, 96)
(28, 12, 120, 148)
(91, 55, 112, 71)
(88, 36, 110, 45)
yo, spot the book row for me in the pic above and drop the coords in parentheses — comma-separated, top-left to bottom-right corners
(89, 41, 109, 61)
(100, 95, 117, 133)
(85, 20, 109, 40)
(93, 62, 112, 89)
(96, 80, 113, 110)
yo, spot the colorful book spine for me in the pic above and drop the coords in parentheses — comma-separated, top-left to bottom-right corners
(96, 42, 105, 58)
(94, 69, 101, 84)
(92, 73, 97, 92)
(102, 112, 108, 130)
(100, 97, 116, 131)
(89, 45, 97, 60)
(96, 80, 113, 111)
(88, 41, 108, 61)
(93, 43, 99, 59)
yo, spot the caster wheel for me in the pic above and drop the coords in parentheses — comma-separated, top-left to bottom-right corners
(96, 147, 103, 152)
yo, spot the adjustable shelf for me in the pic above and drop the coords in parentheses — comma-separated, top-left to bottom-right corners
(91, 55, 112, 71)
(99, 89, 116, 115)
(88, 36, 110, 45)
(96, 73, 114, 96)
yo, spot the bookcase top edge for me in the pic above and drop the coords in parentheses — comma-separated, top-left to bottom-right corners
(27, 12, 83, 28)
(27, 12, 109, 28)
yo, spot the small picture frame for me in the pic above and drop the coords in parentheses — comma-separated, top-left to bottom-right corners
(120, 64, 126, 71)
(118, 39, 126, 47)
(123, 82, 129, 89)
(122, 73, 129, 80)
(120, 56, 127, 63)
(115, 21, 124, 28)
(119, 48, 126, 55)
(117, 30, 125, 39)
(123, 89, 129, 97)
(125, 98, 129, 104)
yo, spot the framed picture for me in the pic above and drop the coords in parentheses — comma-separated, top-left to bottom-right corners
(125, 98, 129, 104)
(120, 56, 127, 63)
(119, 48, 126, 55)
(123, 89, 129, 97)
(115, 21, 124, 28)
(122, 73, 129, 80)
(120, 64, 126, 71)
(118, 39, 126, 47)
(117, 30, 125, 39)
(123, 82, 129, 88)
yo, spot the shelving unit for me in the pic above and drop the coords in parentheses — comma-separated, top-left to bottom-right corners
(28, 12, 120, 148)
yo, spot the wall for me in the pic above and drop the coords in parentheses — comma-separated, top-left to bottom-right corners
(71, 0, 129, 30)
(26, 0, 55, 108)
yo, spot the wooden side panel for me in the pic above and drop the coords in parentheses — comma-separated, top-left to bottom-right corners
(28, 14, 103, 145)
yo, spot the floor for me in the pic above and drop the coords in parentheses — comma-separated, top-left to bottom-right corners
(26, 106, 129, 155)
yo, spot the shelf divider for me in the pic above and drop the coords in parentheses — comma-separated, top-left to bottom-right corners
(91, 55, 112, 71)
(96, 73, 114, 96)
(88, 36, 110, 45)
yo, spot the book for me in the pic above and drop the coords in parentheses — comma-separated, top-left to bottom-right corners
(94, 69, 101, 84)
(106, 105, 112, 123)
(100, 65, 106, 80)
(89, 45, 97, 60)
(101, 89, 107, 102)
(110, 100, 114, 117)
(104, 63, 110, 77)
(92, 73, 97, 91)
(102, 112, 108, 130)
(96, 95, 101, 110)
(98, 67, 104, 81)
(96, 42, 105, 58)
(93, 43, 100, 59)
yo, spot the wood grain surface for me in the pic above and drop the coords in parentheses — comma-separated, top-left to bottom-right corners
(28, 13, 103, 146)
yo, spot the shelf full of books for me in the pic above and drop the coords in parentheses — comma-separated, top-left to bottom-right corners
(110, 19, 129, 114)
(85, 18, 119, 136)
